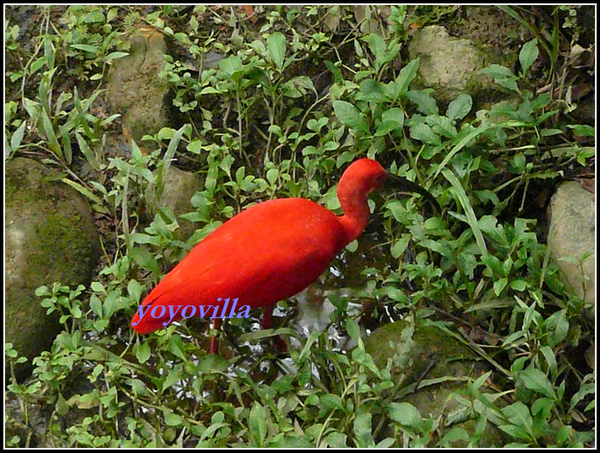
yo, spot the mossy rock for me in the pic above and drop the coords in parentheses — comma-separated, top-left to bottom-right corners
(5, 158, 99, 381)
(365, 320, 506, 447)
(107, 28, 171, 145)
(548, 181, 595, 311)
(146, 165, 205, 242)
(408, 25, 495, 104)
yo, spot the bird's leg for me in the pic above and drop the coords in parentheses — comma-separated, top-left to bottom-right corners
(209, 318, 222, 354)
(262, 305, 287, 352)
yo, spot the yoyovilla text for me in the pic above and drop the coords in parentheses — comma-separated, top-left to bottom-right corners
(132, 298, 250, 327)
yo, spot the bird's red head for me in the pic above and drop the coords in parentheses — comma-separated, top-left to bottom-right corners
(338, 158, 387, 198)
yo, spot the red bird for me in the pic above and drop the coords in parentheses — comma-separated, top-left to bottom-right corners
(131, 158, 437, 353)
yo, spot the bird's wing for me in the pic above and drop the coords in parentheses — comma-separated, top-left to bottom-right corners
(140, 198, 344, 310)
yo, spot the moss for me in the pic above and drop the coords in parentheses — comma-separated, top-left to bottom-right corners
(5, 158, 99, 381)
(365, 320, 506, 446)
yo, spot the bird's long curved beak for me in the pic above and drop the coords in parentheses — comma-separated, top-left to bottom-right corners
(384, 173, 441, 214)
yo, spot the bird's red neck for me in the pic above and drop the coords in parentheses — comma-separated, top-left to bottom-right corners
(337, 188, 370, 246)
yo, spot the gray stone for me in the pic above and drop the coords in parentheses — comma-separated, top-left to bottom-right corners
(365, 320, 505, 447)
(5, 158, 99, 381)
(408, 25, 492, 103)
(153, 166, 204, 241)
(548, 181, 595, 309)
(107, 28, 170, 146)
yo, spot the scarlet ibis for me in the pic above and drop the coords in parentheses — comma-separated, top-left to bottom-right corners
(131, 158, 438, 353)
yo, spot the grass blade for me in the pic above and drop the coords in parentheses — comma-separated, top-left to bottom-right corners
(442, 168, 488, 257)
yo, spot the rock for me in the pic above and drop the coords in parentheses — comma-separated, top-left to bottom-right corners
(107, 28, 171, 147)
(547, 181, 595, 310)
(5, 158, 99, 381)
(154, 165, 204, 241)
(408, 25, 492, 103)
(446, 6, 532, 67)
(365, 320, 505, 447)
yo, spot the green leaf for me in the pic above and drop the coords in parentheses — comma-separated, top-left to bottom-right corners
(163, 409, 184, 427)
(321, 394, 344, 412)
(285, 75, 316, 97)
(406, 90, 438, 115)
(357, 79, 388, 102)
(501, 401, 533, 436)
(432, 123, 491, 180)
(307, 117, 328, 132)
(381, 108, 404, 127)
(75, 133, 100, 171)
(267, 32, 286, 69)
(519, 368, 557, 400)
(494, 277, 508, 296)
(447, 94, 472, 121)
(395, 58, 419, 98)
(70, 43, 98, 54)
(426, 115, 457, 138)
(480, 65, 520, 92)
(31, 57, 47, 74)
(570, 383, 595, 410)
(531, 397, 554, 420)
(89, 294, 103, 317)
(376, 438, 396, 448)
(61, 178, 106, 210)
(544, 309, 569, 347)
(498, 425, 532, 443)
(246, 66, 270, 89)
(58, 125, 73, 162)
(438, 428, 469, 447)
(539, 345, 558, 378)
(40, 108, 63, 159)
(127, 279, 143, 302)
(219, 55, 243, 77)
(512, 152, 526, 172)
(409, 123, 440, 145)
(510, 279, 527, 291)
(364, 33, 386, 62)
(345, 317, 361, 342)
(375, 121, 400, 137)
(540, 128, 563, 137)
(10, 121, 26, 151)
(266, 168, 278, 185)
(567, 124, 595, 137)
(519, 39, 539, 75)
(391, 235, 410, 258)
(332, 100, 369, 134)
(136, 341, 151, 364)
(442, 169, 488, 257)
(248, 402, 268, 447)
(105, 51, 129, 63)
(156, 124, 188, 199)
(419, 240, 452, 257)
(199, 86, 221, 95)
(23, 97, 40, 119)
(388, 402, 422, 428)
(298, 331, 320, 363)
(376, 108, 405, 136)
(187, 139, 203, 154)
(480, 64, 515, 79)
(325, 60, 343, 84)
(353, 413, 374, 447)
(324, 432, 348, 448)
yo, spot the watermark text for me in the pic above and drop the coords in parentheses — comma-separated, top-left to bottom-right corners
(132, 298, 250, 326)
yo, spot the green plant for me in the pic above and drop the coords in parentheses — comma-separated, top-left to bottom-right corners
(4, 6, 594, 448)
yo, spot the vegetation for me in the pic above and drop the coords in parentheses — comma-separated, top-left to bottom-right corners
(5, 5, 594, 447)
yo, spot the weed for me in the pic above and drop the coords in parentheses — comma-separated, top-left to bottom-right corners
(4, 5, 594, 448)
